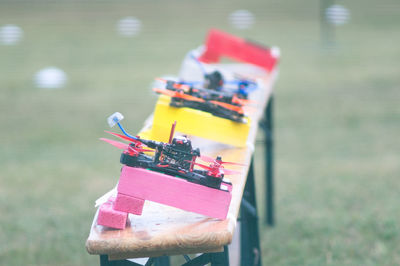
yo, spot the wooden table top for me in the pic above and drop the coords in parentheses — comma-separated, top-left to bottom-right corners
(86, 64, 277, 260)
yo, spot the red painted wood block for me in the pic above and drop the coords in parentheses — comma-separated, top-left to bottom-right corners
(117, 166, 232, 220)
(114, 193, 145, 215)
(97, 200, 128, 230)
(199, 28, 279, 72)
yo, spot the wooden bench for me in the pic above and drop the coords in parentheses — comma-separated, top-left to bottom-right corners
(86, 64, 277, 266)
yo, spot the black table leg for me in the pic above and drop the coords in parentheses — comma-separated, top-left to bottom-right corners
(181, 246, 229, 266)
(99, 255, 170, 266)
(240, 158, 262, 266)
(264, 95, 275, 226)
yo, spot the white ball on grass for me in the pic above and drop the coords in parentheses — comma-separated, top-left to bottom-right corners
(229, 10, 255, 30)
(0, 24, 23, 45)
(325, 5, 350, 26)
(34, 67, 67, 89)
(117, 17, 142, 37)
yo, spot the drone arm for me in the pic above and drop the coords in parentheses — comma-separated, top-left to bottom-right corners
(139, 139, 162, 149)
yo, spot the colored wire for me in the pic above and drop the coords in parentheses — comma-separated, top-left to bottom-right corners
(190, 53, 207, 76)
(117, 122, 138, 140)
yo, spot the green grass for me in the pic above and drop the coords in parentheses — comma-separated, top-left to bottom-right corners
(0, 0, 399, 265)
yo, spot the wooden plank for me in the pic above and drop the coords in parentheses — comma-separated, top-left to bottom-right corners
(86, 64, 277, 259)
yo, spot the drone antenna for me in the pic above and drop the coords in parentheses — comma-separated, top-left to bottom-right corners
(190, 53, 207, 76)
(168, 121, 177, 144)
(107, 112, 138, 141)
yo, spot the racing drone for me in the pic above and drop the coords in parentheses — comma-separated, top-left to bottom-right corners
(100, 112, 244, 190)
(152, 53, 258, 123)
(184, 53, 259, 97)
(185, 53, 258, 95)
(153, 81, 251, 123)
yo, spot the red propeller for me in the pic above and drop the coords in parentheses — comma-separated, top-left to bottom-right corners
(100, 138, 129, 150)
(100, 138, 154, 154)
(219, 168, 242, 175)
(193, 162, 241, 175)
(129, 147, 154, 153)
(199, 155, 246, 166)
(199, 155, 217, 163)
(105, 131, 141, 144)
(156, 164, 170, 168)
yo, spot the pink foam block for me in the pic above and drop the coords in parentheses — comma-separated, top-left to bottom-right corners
(97, 200, 128, 230)
(117, 166, 232, 220)
(114, 193, 145, 215)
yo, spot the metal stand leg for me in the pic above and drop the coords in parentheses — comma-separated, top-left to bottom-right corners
(240, 158, 262, 266)
(210, 246, 230, 266)
(264, 96, 275, 226)
(100, 255, 138, 266)
(100, 255, 170, 266)
(154, 256, 170, 266)
(320, 0, 336, 47)
(181, 246, 229, 266)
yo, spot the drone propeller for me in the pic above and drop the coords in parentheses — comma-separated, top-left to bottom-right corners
(105, 131, 141, 143)
(156, 164, 170, 168)
(175, 91, 205, 103)
(100, 138, 154, 155)
(232, 95, 257, 106)
(100, 138, 129, 150)
(130, 147, 155, 153)
(199, 155, 246, 166)
(243, 105, 257, 114)
(198, 155, 215, 163)
(210, 100, 244, 114)
(193, 162, 241, 175)
(193, 162, 213, 170)
(219, 168, 242, 175)
(153, 87, 176, 97)
(154, 88, 205, 103)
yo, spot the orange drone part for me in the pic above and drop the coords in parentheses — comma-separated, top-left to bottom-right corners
(232, 95, 257, 106)
(210, 101, 244, 114)
(153, 88, 205, 103)
(155, 78, 191, 91)
(153, 87, 176, 97)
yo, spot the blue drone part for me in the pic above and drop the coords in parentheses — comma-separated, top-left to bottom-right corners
(187, 52, 259, 95)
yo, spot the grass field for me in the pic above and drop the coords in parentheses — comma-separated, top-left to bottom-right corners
(1, 0, 399, 265)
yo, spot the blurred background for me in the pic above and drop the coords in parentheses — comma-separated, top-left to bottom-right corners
(0, 0, 399, 265)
